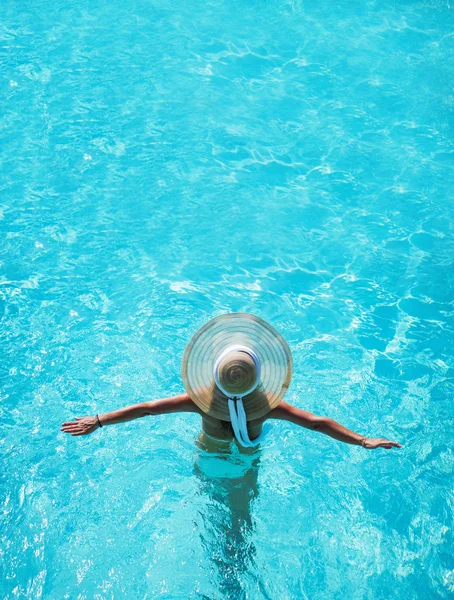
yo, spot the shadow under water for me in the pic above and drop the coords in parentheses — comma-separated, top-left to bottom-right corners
(193, 434, 262, 599)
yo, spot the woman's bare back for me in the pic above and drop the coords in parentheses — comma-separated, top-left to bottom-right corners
(201, 413, 266, 444)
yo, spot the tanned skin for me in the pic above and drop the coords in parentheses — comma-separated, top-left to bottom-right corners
(61, 393, 401, 451)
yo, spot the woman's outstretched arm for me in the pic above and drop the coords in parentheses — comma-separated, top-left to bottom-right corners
(60, 393, 200, 437)
(270, 401, 402, 449)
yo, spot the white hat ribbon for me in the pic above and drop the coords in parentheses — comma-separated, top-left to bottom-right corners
(213, 345, 265, 447)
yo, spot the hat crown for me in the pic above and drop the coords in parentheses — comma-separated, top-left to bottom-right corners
(215, 347, 259, 397)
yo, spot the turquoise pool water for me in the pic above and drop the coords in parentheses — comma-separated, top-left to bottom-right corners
(1, 0, 453, 598)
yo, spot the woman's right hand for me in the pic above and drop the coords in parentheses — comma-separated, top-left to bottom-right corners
(60, 416, 99, 436)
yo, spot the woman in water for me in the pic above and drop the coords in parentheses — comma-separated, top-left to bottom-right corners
(61, 313, 401, 594)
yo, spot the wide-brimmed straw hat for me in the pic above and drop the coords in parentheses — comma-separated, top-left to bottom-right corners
(181, 313, 292, 422)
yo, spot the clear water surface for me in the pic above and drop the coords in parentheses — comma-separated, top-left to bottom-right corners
(1, 1, 453, 598)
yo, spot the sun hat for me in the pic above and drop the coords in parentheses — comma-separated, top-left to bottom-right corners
(181, 313, 292, 445)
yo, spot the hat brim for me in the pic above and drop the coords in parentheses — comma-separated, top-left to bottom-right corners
(181, 313, 292, 421)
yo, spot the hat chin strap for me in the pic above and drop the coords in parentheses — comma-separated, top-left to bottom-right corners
(213, 345, 265, 448)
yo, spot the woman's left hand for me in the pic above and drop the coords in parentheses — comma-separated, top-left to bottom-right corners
(363, 437, 402, 449)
